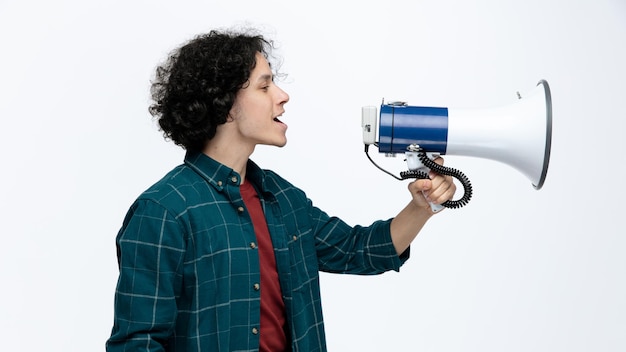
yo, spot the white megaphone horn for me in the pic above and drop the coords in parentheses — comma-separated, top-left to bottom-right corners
(361, 79, 552, 212)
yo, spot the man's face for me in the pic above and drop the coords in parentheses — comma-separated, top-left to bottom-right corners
(228, 52, 290, 149)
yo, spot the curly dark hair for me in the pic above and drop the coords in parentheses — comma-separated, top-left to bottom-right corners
(148, 29, 277, 152)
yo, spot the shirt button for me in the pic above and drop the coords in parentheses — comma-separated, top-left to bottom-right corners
(231, 176, 238, 183)
(217, 181, 223, 187)
(253, 283, 260, 291)
(250, 242, 257, 249)
(237, 206, 245, 213)
(292, 235, 298, 241)
(252, 327, 259, 335)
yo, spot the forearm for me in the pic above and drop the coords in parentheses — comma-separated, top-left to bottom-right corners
(390, 201, 434, 255)
(390, 157, 456, 255)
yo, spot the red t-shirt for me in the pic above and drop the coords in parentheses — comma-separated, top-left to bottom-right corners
(240, 180, 288, 351)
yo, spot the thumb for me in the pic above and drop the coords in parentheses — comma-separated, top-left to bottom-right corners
(410, 179, 432, 192)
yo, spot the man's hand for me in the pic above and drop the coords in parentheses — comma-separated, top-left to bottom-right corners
(407, 157, 456, 213)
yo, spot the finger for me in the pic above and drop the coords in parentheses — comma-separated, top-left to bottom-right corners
(427, 176, 455, 203)
(432, 156, 445, 166)
(428, 157, 446, 179)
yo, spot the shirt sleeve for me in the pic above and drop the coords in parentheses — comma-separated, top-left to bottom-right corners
(308, 201, 409, 275)
(106, 199, 186, 352)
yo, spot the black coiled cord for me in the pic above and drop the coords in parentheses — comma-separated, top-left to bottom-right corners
(400, 148, 473, 209)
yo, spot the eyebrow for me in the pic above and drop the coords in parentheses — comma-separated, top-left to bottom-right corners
(256, 73, 273, 83)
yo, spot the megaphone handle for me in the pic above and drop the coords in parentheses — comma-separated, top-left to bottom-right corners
(405, 152, 445, 213)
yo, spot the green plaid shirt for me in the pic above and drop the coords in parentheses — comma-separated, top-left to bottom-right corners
(106, 152, 409, 352)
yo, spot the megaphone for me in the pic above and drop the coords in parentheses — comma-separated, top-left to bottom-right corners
(361, 79, 552, 212)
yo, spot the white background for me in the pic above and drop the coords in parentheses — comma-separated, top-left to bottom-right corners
(1, 0, 625, 351)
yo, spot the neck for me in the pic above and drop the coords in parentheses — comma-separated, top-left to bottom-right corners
(202, 137, 254, 182)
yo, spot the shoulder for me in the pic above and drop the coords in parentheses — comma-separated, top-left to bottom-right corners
(135, 164, 209, 215)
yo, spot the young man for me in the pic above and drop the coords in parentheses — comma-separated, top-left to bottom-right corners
(106, 28, 456, 352)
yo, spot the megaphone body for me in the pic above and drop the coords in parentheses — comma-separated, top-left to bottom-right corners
(362, 80, 552, 210)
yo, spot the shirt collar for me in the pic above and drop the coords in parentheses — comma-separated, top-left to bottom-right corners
(184, 151, 268, 193)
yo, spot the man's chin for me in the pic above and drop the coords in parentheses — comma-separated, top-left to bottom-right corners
(260, 139, 287, 148)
